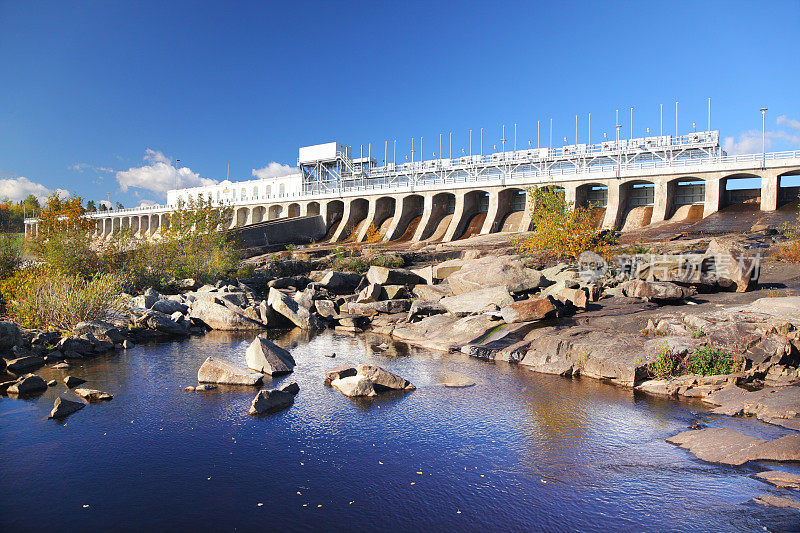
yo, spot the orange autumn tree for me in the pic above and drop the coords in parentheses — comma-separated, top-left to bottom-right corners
(30, 193, 103, 277)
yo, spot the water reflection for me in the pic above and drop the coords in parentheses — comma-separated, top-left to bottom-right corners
(0, 328, 795, 532)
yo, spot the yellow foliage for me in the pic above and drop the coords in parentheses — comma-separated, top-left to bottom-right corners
(512, 186, 618, 260)
(364, 222, 381, 243)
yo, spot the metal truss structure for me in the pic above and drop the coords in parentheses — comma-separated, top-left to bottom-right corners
(300, 131, 722, 194)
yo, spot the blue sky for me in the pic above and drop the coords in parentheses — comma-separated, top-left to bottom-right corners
(1, 0, 799, 207)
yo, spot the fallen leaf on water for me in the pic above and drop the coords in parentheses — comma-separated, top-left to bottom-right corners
(257, 503, 263, 507)
(83, 505, 89, 509)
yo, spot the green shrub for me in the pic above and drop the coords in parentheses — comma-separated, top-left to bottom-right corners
(332, 251, 404, 274)
(647, 342, 681, 379)
(0, 234, 23, 279)
(687, 345, 744, 375)
(0, 268, 124, 331)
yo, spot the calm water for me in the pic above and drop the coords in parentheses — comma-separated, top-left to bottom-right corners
(1, 329, 798, 532)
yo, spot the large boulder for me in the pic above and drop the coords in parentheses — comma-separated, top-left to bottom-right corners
(345, 299, 412, 316)
(5, 355, 45, 374)
(319, 271, 363, 295)
(446, 255, 546, 295)
(0, 322, 22, 352)
(331, 375, 377, 397)
(197, 356, 264, 386)
(499, 296, 557, 323)
(49, 396, 85, 420)
(268, 288, 322, 330)
(7, 374, 47, 395)
(440, 286, 513, 316)
(366, 266, 426, 287)
(356, 363, 415, 390)
(705, 238, 758, 292)
(357, 283, 383, 303)
(412, 284, 451, 301)
(391, 314, 500, 352)
(248, 389, 295, 415)
(621, 280, 696, 302)
(432, 259, 465, 280)
(141, 310, 190, 337)
(189, 299, 265, 331)
(151, 299, 189, 315)
(245, 335, 295, 375)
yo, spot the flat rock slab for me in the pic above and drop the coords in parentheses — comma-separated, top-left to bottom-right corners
(754, 470, 800, 489)
(73, 388, 113, 402)
(391, 314, 499, 352)
(752, 494, 800, 512)
(356, 363, 415, 391)
(667, 428, 800, 465)
(197, 357, 263, 386)
(331, 375, 377, 397)
(703, 384, 800, 420)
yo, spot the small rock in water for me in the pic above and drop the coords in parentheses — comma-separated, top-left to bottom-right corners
(52, 361, 70, 369)
(325, 352, 336, 358)
(73, 388, 113, 402)
(49, 396, 85, 420)
(248, 389, 294, 415)
(195, 384, 216, 392)
(47, 380, 57, 387)
(64, 376, 86, 388)
(122, 340, 134, 349)
(331, 376, 377, 397)
(278, 381, 300, 395)
(184, 386, 196, 392)
(441, 375, 476, 388)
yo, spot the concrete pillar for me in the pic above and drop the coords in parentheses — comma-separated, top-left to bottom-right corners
(443, 193, 468, 242)
(518, 189, 534, 232)
(140, 215, 149, 237)
(355, 198, 377, 242)
(602, 181, 623, 229)
(703, 176, 723, 217)
(650, 178, 671, 223)
(385, 195, 420, 241)
(564, 183, 577, 207)
(480, 190, 501, 235)
(330, 201, 353, 242)
(412, 195, 435, 241)
(761, 172, 779, 211)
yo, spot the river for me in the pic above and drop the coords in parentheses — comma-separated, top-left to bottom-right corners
(1, 329, 798, 532)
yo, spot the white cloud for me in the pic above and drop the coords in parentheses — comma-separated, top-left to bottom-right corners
(116, 149, 217, 196)
(723, 129, 800, 155)
(251, 161, 299, 180)
(99, 200, 113, 209)
(0, 176, 69, 202)
(70, 162, 113, 173)
(777, 115, 800, 130)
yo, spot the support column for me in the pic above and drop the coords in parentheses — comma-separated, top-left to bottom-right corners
(564, 183, 577, 207)
(761, 172, 779, 212)
(330, 201, 353, 243)
(650, 178, 671, 223)
(442, 193, 467, 242)
(703, 176, 722, 217)
(602, 181, 623, 230)
(480, 190, 501, 235)
(412, 195, 435, 242)
(355, 198, 377, 242)
(519, 189, 534, 232)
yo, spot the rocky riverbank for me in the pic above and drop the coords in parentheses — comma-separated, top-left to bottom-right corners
(2, 229, 800, 512)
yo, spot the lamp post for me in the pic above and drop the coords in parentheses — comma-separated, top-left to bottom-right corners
(760, 107, 768, 169)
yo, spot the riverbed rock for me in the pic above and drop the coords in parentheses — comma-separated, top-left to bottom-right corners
(5, 355, 45, 374)
(441, 376, 476, 387)
(754, 470, 800, 489)
(151, 299, 189, 315)
(268, 288, 321, 330)
(64, 376, 86, 388)
(440, 286, 514, 316)
(412, 284, 451, 301)
(432, 258, 465, 280)
(702, 384, 800, 420)
(248, 388, 295, 415)
(356, 363, 415, 390)
(245, 335, 295, 375)
(197, 356, 264, 386)
(325, 365, 357, 381)
(0, 321, 21, 352)
(278, 381, 300, 395)
(407, 300, 446, 320)
(366, 266, 425, 287)
(752, 494, 800, 512)
(621, 279, 696, 302)
(141, 310, 189, 337)
(7, 374, 47, 395)
(357, 283, 383, 303)
(706, 238, 758, 292)
(314, 299, 337, 319)
(391, 314, 499, 352)
(319, 271, 362, 295)
(331, 375, 377, 397)
(499, 296, 557, 324)
(49, 396, 85, 420)
(666, 428, 800, 465)
(345, 299, 412, 316)
(446, 255, 546, 295)
(73, 388, 113, 402)
(189, 299, 264, 331)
